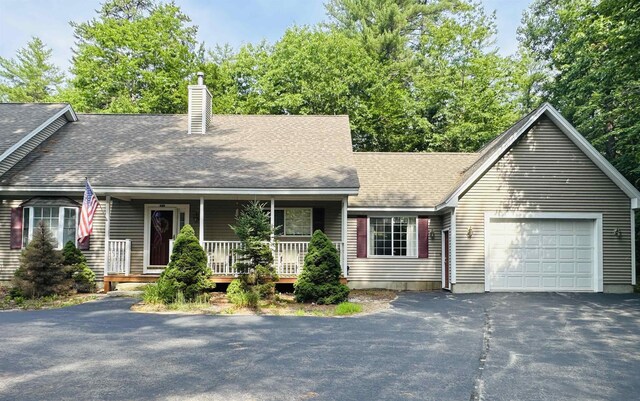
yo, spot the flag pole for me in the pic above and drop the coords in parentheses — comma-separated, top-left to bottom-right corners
(86, 177, 108, 220)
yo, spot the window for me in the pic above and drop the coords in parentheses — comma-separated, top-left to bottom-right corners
(273, 208, 312, 236)
(23, 206, 78, 249)
(369, 217, 417, 257)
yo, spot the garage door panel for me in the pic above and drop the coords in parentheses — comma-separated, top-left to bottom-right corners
(488, 218, 595, 292)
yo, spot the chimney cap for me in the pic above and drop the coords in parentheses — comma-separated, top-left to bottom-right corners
(197, 71, 204, 85)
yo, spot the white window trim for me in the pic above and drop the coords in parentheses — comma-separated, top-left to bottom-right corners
(367, 216, 419, 259)
(441, 228, 451, 290)
(143, 204, 190, 274)
(23, 206, 79, 250)
(272, 207, 313, 237)
(483, 212, 603, 293)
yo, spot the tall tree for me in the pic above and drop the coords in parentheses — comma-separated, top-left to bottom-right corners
(0, 37, 64, 102)
(65, 0, 202, 113)
(519, 0, 640, 188)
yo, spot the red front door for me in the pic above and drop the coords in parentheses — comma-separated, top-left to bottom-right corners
(150, 210, 174, 266)
(443, 231, 450, 289)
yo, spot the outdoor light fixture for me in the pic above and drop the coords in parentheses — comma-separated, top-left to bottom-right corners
(467, 226, 474, 238)
(613, 228, 622, 238)
(429, 229, 435, 240)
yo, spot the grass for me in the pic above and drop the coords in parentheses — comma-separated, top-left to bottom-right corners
(334, 302, 363, 316)
(133, 290, 375, 317)
(0, 293, 98, 310)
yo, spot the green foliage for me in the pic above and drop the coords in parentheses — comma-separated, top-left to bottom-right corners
(13, 221, 71, 298)
(155, 224, 213, 304)
(0, 37, 64, 102)
(334, 302, 363, 316)
(294, 230, 349, 305)
(226, 279, 259, 308)
(65, 0, 202, 113)
(62, 241, 96, 293)
(230, 201, 278, 298)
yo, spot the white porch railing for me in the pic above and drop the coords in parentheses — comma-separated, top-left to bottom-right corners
(200, 240, 344, 277)
(106, 239, 131, 275)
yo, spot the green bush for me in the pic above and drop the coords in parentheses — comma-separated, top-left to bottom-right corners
(155, 224, 213, 304)
(13, 221, 72, 298)
(294, 230, 349, 304)
(62, 241, 96, 293)
(226, 279, 259, 308)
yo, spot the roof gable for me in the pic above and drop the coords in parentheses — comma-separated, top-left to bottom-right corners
(440, 103, 640, 209)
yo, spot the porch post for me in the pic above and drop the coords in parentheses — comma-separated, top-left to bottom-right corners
(199, 196, 204, 244)
(341, 196, 348, 278)
(103, 195, 111, 277)
(270, 197, 275, 244)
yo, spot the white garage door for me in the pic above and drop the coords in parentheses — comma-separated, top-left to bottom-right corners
(487, 218, 595, 291)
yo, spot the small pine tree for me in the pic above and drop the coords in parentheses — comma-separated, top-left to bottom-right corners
(13, 221, 71, 298)
(62, 241, 96, 293)
(156, 224, 212, 303)
(230, 201, 278, 299)
(294, 230, 349, 304)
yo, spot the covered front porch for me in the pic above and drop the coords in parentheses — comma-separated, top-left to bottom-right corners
(102, 195, 348, 287)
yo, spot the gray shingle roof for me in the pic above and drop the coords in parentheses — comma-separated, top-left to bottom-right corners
(0, 113, 359, 191)
(0, 103, 69, 155)
(350, 152, 480, 208)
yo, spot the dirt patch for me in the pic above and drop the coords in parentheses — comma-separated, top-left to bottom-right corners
(131, 289, 397, 317)
(0, 290, 101, 311)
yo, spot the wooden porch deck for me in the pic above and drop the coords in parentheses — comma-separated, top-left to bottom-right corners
(103, 274, 346, 292)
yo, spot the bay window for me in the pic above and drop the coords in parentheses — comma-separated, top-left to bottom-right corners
(23, 206, 78, 249)
(369, 217, 417, 257)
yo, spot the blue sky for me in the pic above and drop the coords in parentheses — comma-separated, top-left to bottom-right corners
(0, 0, 531, 72)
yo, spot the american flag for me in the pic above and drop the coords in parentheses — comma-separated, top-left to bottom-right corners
(78, 180, 99, 240)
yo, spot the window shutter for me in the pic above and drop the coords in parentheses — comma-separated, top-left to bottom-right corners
(418, 217, 429, 258)
(10, 207, 23, 250)
(312, 208, 325, 233)
(356, 216, 367, 258)
(78, 236, 90, 251)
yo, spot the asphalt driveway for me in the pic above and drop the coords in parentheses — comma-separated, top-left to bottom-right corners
(0, 292, 638, 401)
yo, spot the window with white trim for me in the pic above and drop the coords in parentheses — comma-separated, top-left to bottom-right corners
(273, 208, 312, 236)
(23, 206, 78, 249)
(369, 217, 417, 257)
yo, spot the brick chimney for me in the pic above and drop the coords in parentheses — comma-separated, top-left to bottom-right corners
(187, 72, 212, 134)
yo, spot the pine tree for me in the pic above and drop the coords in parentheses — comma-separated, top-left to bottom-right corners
(13, 221, 70, 298)
(156, 224, 211, 302)
(294, 230, 349, 304)
(62, 241, 96, 293)
(230, 201, 278, 299)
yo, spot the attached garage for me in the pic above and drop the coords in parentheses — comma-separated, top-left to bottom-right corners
(485, 214, 602, 292)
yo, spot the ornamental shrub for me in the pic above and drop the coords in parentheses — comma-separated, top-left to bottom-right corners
(226, 279, 259, 308)
(62, 241, 96, 293)
(294, 230, 349, 304)
(13, 221, 72, 298)
(230, 201, 278, 300)
(156, 224, 213, 303)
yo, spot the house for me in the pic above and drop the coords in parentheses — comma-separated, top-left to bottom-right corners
(0, 75, 638, 293)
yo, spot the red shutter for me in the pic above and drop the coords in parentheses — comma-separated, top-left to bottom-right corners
(78, 236, 90, 251)
(418, 217, 429, 258)
(10, 207, 23, 249)
(356, 216, 367, 258)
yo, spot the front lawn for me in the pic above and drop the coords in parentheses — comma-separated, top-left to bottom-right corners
(131, 289, 396, 317)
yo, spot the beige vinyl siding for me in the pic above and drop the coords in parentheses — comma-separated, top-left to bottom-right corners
(108, 199, 343, 275)
(347, 216, 442, 282)
(0, 116, 67, 177)
(456, 116, 632, 285)
(0, 197, 105, 281)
